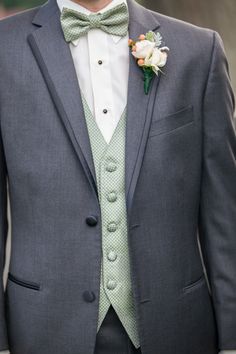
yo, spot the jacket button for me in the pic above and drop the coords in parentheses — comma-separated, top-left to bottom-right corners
(86, 215, 98, 226)
(83, 291, 96, 303)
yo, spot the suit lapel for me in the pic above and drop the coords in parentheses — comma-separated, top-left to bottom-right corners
(28, 0, 98, 199)
(27, 0, 161, 210)
(125, 0, 160, 215)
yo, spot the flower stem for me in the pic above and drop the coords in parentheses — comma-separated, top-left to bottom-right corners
(143, 67, 155, 95)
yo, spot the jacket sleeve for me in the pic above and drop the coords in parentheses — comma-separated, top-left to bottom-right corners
(198, 30, 236, 351)
(0, 122, 9, 350)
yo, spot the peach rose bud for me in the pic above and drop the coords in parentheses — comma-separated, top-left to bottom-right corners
(139, 34, 146, 41)
(137, 59, 145, 66)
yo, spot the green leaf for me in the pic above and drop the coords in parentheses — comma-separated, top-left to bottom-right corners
(145, 31, 155, 42)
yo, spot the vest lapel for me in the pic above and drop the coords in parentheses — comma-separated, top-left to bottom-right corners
(27, 0, 98, 200)
(125, 0, 161, 216)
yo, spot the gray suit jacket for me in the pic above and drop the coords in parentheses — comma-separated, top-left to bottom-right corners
(0, 0, 235, 353)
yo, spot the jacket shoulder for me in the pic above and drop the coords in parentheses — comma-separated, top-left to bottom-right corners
(146, 7, 216, 49)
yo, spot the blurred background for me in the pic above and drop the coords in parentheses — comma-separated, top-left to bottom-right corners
(1, 0, 236, 96)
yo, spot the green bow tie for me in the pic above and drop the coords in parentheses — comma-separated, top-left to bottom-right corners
(60, 2, 129, 43)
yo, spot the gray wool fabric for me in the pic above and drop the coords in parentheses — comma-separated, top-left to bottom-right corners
(0, 0, 235, 353)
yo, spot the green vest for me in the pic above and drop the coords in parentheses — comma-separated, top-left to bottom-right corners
(81, 94, 140, 349)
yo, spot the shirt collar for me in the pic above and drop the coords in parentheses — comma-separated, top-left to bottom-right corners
(57, 0, 128, 46)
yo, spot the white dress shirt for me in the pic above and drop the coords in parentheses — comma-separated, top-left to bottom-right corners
(0, 0, 234, 353)
(57, 0, 129, 144)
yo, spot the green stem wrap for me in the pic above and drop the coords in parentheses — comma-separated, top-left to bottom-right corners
(143, 67, 155, 95)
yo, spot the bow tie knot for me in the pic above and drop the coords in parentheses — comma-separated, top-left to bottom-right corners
(60, 2, 129, 43)
(88, 13, 102, 28)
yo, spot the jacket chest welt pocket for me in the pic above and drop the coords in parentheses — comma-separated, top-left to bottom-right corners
(8, 272, 41, 291)
(148, 104, 194, 138)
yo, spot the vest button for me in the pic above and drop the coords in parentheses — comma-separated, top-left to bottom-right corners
(107, 279, 117, 290)
(86, 215, 98, 226)
(83, 290, 96, 303)
(107, 191, 117, 202)
(105, 162, 117, 172)
(107, 250, 117, 262)
(107, 222, 117, 232)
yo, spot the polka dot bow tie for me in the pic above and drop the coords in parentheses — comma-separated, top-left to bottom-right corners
(60, 2, 129, 42)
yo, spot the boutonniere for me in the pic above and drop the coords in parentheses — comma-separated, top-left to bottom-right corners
(128, 31, 169, 95)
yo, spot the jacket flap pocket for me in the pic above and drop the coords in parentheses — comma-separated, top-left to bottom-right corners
(149, 104, 194, 137)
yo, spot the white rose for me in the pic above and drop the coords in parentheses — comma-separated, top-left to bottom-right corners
(145, 47, 169, 72)
(132, 40, 156, 59)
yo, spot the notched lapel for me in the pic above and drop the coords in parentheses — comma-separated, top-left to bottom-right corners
(125, 0, 161, 215)
(27, 0, 162, 211)
(27, 0, 98, 199)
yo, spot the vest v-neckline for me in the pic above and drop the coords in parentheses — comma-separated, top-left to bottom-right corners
(80, 91, 126, 149)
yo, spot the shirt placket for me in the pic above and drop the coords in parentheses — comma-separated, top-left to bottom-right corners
(88, 29, 115, 144)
